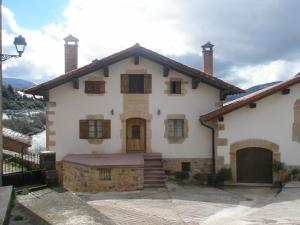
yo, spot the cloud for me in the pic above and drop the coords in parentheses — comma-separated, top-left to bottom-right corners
(3, 0, 300, 88)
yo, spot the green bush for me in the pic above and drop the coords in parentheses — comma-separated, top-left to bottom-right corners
(173, 171, 190, 180)
(291, 168, 299, 176)
(216, 168, 232, 183)
(272, 160, 285, 173)
(193, 173, 208, 182)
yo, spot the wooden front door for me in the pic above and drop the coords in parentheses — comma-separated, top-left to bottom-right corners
(237, 148, 273, 183)
(126, 118, 146, 152)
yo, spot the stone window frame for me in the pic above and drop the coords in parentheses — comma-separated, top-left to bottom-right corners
(293, 99, 300, 142)
(164, 114, 188, 144)
(164, 77, 188, 96)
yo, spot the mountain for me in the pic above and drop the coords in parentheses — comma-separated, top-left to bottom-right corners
(3, 77, 36, 90)
(226, 81, 281, 102)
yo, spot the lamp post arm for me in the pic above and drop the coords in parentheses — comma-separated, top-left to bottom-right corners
(1, 54, 20, 62)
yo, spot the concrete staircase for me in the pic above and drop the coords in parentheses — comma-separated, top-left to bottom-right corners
(143, 153, 166, 188)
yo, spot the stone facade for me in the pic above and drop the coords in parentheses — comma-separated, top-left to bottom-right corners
(163, 158, 212, 175)
(62, 161, 144, 192)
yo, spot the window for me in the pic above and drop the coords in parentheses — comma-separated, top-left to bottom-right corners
(170, 81, 181, 94)
(132, 125, 140, 139)
(168, 119, 184, 138)
(99, 168, 111, 180)
(88, 120, 102, 138)
(181, 162, 191, 172)
(121, 74, 152, 93)
(128, 75, 144, 93)
(79, 119, 111, 139)
(85, 81, 105, 94)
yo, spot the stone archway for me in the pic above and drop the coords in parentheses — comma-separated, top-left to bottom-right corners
(230, 139, 280, 182)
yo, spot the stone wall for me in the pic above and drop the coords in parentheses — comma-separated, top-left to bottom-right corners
(163, 158, 212, 175)
(62, 161, 144, 192)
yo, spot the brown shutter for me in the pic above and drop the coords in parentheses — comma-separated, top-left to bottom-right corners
(79, 120, 89, 139)
(102, 120, 111, 139)
(99, 81, 105, 93)
(176, 81, 181, 94)
(144, 74, 152, 93)
(121, 74, 129, 93)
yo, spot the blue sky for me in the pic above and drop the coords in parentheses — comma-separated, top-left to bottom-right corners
(3, 0, 68, 29)
(2, 0, 300, 88)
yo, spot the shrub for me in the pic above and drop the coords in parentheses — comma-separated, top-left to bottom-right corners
(173, 171, 190, 180)
(272, 160, 285, 173)
(193, 173, 208, 182)
(216, 168, 232, 183)
(291, 168, 299, 176)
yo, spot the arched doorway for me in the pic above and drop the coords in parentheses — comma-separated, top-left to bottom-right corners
(237, 148, 273, 183)
(126, 118, 146, 152)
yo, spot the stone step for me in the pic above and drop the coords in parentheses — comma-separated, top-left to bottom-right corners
(144, 174, 166, 179)
(144, 183, 166, 188)
(144, 163, 163, 167)
(144, 167, 165, 171)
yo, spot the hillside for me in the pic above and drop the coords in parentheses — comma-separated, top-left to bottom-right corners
(226, 81, 281, 102)
(3, 77, 36, 90)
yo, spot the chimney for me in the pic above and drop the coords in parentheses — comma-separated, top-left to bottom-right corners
(202, 41, 214, 75)
(64, 34, 79, 73)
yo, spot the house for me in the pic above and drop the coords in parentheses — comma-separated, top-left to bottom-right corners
(200, 74, 300, 184)
(3, 127, 31, 154)
(26, 35, 299, 191)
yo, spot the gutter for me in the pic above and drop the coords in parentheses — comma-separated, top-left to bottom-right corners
(200, 119, 216, 175)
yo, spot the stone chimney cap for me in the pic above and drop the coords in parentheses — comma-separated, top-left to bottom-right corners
(64, 34, 79, 43)
(202, 41, 214, 51)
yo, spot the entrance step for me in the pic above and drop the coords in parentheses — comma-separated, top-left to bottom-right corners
(143, 153, 166, 188)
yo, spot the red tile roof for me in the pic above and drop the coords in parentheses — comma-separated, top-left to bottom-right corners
(200, 73, 300, 122)
(3, 127, 32, 146)
(25, 44, 243, 95)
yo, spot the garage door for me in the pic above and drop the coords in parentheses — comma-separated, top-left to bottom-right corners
(237, 147, 273, 183)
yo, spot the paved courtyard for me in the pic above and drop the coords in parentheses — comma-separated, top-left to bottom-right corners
(77, 182, 300, 225)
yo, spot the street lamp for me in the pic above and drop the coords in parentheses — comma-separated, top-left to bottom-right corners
(1, 35, 27, 62)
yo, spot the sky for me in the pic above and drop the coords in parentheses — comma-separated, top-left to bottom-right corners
(2, 0, 300, 89)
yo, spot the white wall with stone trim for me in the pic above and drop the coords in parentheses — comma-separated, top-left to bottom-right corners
(217, 82, 300, 166)
(49, 57, 220, 160)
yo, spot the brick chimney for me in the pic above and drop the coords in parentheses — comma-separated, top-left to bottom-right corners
(202, 41, 214, 75)
(64, 34, 79, 73)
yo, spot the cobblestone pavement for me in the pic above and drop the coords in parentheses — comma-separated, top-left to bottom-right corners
(78, 183, 300, 225)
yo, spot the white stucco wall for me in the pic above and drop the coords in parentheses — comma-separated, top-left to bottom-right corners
(49, 57, 220, 160)
(218, 83, 300, 166)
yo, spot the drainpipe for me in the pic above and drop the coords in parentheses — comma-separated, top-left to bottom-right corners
(200, 119, 216, 175)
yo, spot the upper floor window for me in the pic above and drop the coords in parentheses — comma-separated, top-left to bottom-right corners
(85, 81, 105, 94)
(170, 80, 181, 94)
(128, 75, 144, 93)
(121, 74, 152, 94)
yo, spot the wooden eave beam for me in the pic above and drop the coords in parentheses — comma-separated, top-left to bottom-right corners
(281, 88, 290, 95)
(249, 102, 256, 108)
(104, 66, 109, 77)
(72, 78, 79, 89)
(134, 54, 139, 65)
(192, 77, 201, 89)
(163, 66, 170, 77)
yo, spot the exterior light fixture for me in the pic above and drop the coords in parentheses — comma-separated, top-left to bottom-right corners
(1, 35, 27, 62)
(110, 109, 114, 115)
(157, 109, 161, 115)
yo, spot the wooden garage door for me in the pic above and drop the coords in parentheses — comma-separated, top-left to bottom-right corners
(237, 148, 273, 183)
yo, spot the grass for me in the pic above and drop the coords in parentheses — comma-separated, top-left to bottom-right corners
(14, 215, 24, 221)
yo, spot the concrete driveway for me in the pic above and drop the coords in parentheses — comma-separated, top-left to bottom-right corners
(77, 182, 300, 225)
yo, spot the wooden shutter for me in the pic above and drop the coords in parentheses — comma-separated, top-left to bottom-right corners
(144, 74, 152, 93)
(102, 120, 111, 139)
(99, 81, 105, 93)
(121, 74, 129, 93)
(176, 81, 181, 94)
(79, 120, 89, 139)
